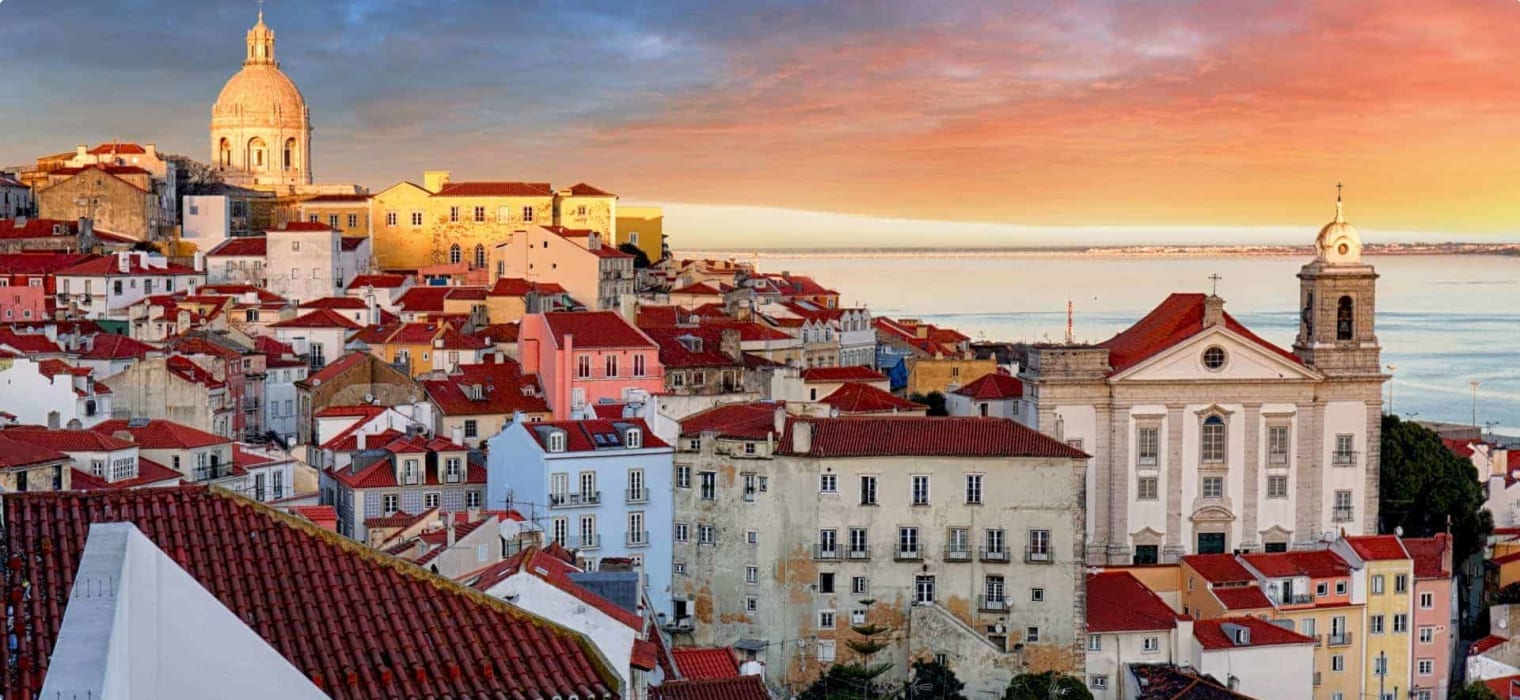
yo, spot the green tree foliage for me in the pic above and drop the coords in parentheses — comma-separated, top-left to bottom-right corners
(909, 391, 948, 417)
(618, 243, 651, 269)
(906, 659, 966, 700)
(1004, 671, 1092, 700)
(1379, 415, 1492, 561)
(799, 607, 894, 700)
(1452, 681, 1501, 700)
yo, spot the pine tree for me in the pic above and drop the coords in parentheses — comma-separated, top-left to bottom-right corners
(799, 599, 895, 699)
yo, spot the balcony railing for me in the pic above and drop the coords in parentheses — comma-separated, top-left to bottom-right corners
(846, 547, 871, 561)
(981, 547, 1010, 563)
(742, 489, 756, 502)
(944, 546, 972, 562)
(1328, 632, 1353, 647)
(1333, 450, 1359, 466)
(627, 531, 649, 547)
(1025, 547, 1053, 564)
(895, 547, 923, 561)
(192, 465, 234, 481)
(550, 491, 601, 508)
(569, 534, 600, 550)
(813, 545, 841, 561)
(978, 595, 1009, 613)
(1282, 594, 1313, 605)
(1332, 507, 1354, 523)
(626, 487, 647, 504)
(1269, 452, 1289, 466)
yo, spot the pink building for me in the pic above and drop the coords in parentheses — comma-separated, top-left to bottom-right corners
(1406, 535, 1456, 700)
(518, 311, 664, 419)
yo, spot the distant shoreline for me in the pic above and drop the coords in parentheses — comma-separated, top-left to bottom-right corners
(675, 243, 1520, 259)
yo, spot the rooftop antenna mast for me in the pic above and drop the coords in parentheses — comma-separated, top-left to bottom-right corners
(1065, 297, 1074, 344)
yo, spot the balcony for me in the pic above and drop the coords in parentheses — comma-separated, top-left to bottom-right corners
(944, 546, 972, 562)
(549, 491, 601, 508)
(627, 531, 649, 547)
(743, 489, 756, 503)
(626, 487, 647, 504)
(192, 464, 234, 481)
(813, 545, 841, 561)
(1328, 632, 1353, 647)
(1333, 450, 1359, 466)
(662, 617, 694, 633)
(569, 534, 601, 550)
(846, 547, 871, 561)
(1025, 547, 1053, 564)
(978, 595, 1009, 613)
(1333, 507, 1354, 523)
(1281, 593, 1313, 606)
(895, 547, 923, 562)
(980, 547, 1010, 563)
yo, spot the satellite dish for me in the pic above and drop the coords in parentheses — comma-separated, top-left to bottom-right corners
(1395, 526, 1404, 537)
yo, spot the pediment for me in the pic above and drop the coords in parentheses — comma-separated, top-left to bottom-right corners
(1190, 504, 1236, 523)
(1112, 326, 1321, 383)
(1130, 527, 1164, 546)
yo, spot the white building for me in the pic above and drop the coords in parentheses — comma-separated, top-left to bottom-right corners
(182, 195, 233, 254)
(0, 357, 112, 430)
(946, 372, 1028, 423)
(0, 173, 31, 218)
(206, 236, 268, 286)
(263, 356, 308, 446)
(54, 252, 205, 321)
(264, 222, 369, 304)
(1022, 195, 1385, 563)
(1084, 571, 1189, 698)
(268, 308, 359, 370)
(1189, 617, 1316, 699)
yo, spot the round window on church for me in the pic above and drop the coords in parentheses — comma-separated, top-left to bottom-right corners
(1202, 346, 1227, 370)
(1337, 243, 1349, 256)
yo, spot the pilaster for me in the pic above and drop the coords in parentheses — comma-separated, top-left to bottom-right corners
(1164, 403, 1185, 559)
(1364, 398, 1383, 534)
(1294, 402, 1323, 546)
(1241, 403, 1261, 551)
(1108, 405, 1132, 565)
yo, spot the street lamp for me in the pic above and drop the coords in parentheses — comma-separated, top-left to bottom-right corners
(1385, 365, 1397, 414)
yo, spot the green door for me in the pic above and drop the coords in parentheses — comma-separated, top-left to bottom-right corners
(1197, 532, 1226, 554)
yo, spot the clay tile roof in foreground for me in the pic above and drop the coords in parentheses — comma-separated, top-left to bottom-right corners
(1212, 586, 1274, 611)
(820, 383, 925, 414)
(953, 372, 1024, 400)
(1, 487, 618, 699)
(0, 436, 68, 469)
(800, 365, 887, 383)
(1098, 292, 1303, 374)
(778, 416, 1089, 459)
(1182, 553, 1255, 584)
(1404, 535, 1452, 578)
(651, 676, 769, 700)
(679, 402, 785, 441)
(1086, 571, 1183, 633)
(670, 648, 740, 680)
(1193, 617, 1317, 651)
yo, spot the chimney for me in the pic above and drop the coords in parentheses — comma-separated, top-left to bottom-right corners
(423, 170, 452, 194)
(117, 252, 131, 273)
(145, 144, 157, 159)
(357, 431, 367, 451)
(446, 519, 457, 547)
(791, 419, 813, 454)
(193, 251, 205, 273)
(47, 412, 60, 430)
(76, 144, 88, 160)
(773, 406, 787, 436)
(720, 328, 741, 361)
(452, 426, 465, 446)
(1203, 294, 1226, 328)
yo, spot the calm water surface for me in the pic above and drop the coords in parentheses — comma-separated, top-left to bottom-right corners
(742, 254, 1520, 433)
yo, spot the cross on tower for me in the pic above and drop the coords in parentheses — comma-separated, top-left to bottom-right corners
(1208, 273, 1222, 296)
(1336, 181, 1343, 201)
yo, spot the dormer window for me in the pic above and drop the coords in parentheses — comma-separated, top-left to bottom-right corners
(548, 431, 566, 453)
(401, 459, 420, 485)
(625, 428, 642, 449)
(444, 457, 462, 483)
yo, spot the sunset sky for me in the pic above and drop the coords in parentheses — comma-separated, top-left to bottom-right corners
(3, 0, 1520, 246)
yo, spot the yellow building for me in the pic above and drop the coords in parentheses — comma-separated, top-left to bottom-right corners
(614, 205, 664, 263)
(554, 184, 617, 239)
(298, 194, 372, 238)
(1335, 536, 1414, 700)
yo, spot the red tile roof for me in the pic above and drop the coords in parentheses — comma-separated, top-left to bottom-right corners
(708, 321, 792, 342)
(1473, 635, 1509, 655)
(2, 426, 134, 452)
(679, 402, 785, 441)
(270, 308, 362, 330)
(651, 677, 769, 700)
(1241, 550, 1351, 579)
(341, 237, 366, 252)
(2, 487, 617, 699)
(1183, 554, 1256, 584)
(433, 182, 552, 197)
(0, 436, 67, 469)
(635, 305, 691, 328)
(778, 416, 1088, 459)
(394, 286, 457, 314)
(541, 311, 656, 349)
(0, 328, 63, 354)
(671, 282, 722, 296)
(165, 354, 225, 388)
(801, 366, 887, 383)
(55, 255, 200, 277)
(1443, 438, 1477, 459)
(1404, 535, 1452, 578)
(288, 505, 339, 531)
(670, 647, 740, 679)
(298, 351, 370, 388)
(1482, 675, 1520, 699)
(477, 323, 520, 343)
(821, 383, 925, 414)
(347, 273, 410, 290)
(564, 182, 615, 197)
(90, 419, 228, 449)
(79, 333, 158, 360)
(301, 193, 372, 203)
(68, 457, 182, 490)
(1086, 571, 1183, 633)
(525, 419, 670, 453)
(1099, 293, 1303, 374)
(1212, 586, 1274, 611)
(300, 296, 369, 310)
(463, 547, 643, 630)
(0, 250, 95, 272)
(422, 362, 550, 417)
(645, 327, 740, 369)
(331, 441, 479, 490)
(88, 142, 149, 155)
(1346, 535, 1410, 561)
(1193, 617, 1316, 650)
(206, 236, 267, 257)
(953, 372, 1024, 400)
(268, 221, 335, 233)
(488, 278, 564, 298)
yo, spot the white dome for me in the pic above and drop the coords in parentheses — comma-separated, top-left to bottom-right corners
(212, 65, 308, 128)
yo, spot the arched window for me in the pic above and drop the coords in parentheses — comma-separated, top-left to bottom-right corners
(248, 137, 267, 169)
(283, 138, 296, 171)
(1336, 296, 1354, 341)
(473, 244, 486, 269)
(218, 138, 231, 168)
(1201, 415, 1226, 463)
(449, 244, 462, 265)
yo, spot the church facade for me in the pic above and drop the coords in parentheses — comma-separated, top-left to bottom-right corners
(210, 9, 313, 190)
(1022, 193, 1386, 565)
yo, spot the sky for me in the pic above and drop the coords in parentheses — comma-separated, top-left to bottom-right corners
(3, 0, 1520, 247)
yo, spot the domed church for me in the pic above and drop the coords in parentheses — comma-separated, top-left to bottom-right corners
(209, 8, 312, 190)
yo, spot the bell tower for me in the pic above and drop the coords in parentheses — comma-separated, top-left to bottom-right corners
(1292, 185, 1381, 377)
(246, 5, 277, 67)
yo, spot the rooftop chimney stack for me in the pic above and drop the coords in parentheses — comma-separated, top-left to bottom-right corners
(1203, 294, 1226, 328)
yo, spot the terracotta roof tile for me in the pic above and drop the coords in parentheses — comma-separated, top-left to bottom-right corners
(524, 419, 669, 453)
(0, 436, 67, 469)
(1, 487, 617, 699)
(0, 328, 63, 354)
(670, 648, 741, 679)
(1346, 535, 1411, 561)
(463, 547, 643, 630)
(433, 182, 552, 197)
(541, 312, 656, 350)
(1473, 635, 1509, 655)
(68, 457, 181, 490)
(821, 383, 925, 414)
(1212, 586, 1274, 611)
(778, 416, 1088, 459)
(269, 308, 361, 330)
(651, 677, 768, 700)
(1085, 571, 1183, 633)
(565, 183, 615, 197)
(1404, 535, 1452, 578)
(1240, 550, 1351, 579)
(207, 236, 267, 257)
(1193, 617, 1316, 650)
(1099, 293, 1303, 374)
(801, 366, 886, 383)
(90, 419, 228, 449)
(267, 221, 335, 233)
(2, 426, 134, 451)
(953, 372, 1024, 400)
(79, 333, 159, 360)
(679, 402, 785, 441)
(422, 361, 549, 417)
(1183, 553, 1255, 584)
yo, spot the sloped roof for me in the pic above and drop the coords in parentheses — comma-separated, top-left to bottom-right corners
(564, 183, 615, 197)
(670, 647, 740, 679)
(1099, 293, 1303, 374)
(269, 308, 361, 330)
(267, 221, 335, 233)
(1193, 617, 1316, 650)
(644, 327, 739, 369)
(778, 416, 1088, 459)
(541, 312, 655, 349)
(1, 487, 617, 699)
(2, 426, 135, 452)
(953, 372, 1023, 400)
(1346, 535, 1411, 561)
(300, 296, 369, 310)
(821, 383, 925, 414)
(422, 361, 549, 417)
(651, 677, 768, 700)
(525, 419, 670, 453)
(0, 436, 68, 469)
(79, 333, 158, 360)
(1213, 587, 1274, 611)
(1404, 535, 1452, 578)
(433, 182, 552, 197)
(55, 255, 200, 277)
(207, 236, 267, 257)
(347, 273, 410, 290)
(68, 457, 182, 490)
(0, 328, 63, 354)
(801, 366, 886, 383)
(1085, 571, 1183, 633)
(679, 402, 784, 441)
(1240, 550, 1351, 579)
(463, 547, 642, 631)
(90, 419, 227, 449)
(1183, 554, 1255, 584)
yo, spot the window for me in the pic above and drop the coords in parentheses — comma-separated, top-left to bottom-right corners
(851, 577, 868, 595)
(628, 512, 646, 545)
(1201, 415, 1226, 462)
(1393, 614, 1408, 633)
(1336, 580, 1347, 595)
(1088, 634, 1102, 651)
(1089, 676, 1108, 691)
(1331, 655, 1344, 672)
(910, 475, 930, 506)
(521, 206, 534, 223)
(1030, 587, 1045, 602)
(676, 466, 691, 488)
(632, 355, 645, 377)
(984, 528, 1006, 556)
(1370, 614, 1384, 634)
(914, 575, 935, 604)
(449, 206, 460, 223)
(1267, 475, 1288, 498)
(1202, 476, 1224, 498)
(1373, 655, 1387, 677)
(1137, 427, 1159, 466)
(547, 432, 566, 452)
(674, 523, 689, 542)
(1395, 574, 1409, 594)
(898, 527, 919, 556)
(859, 475, 877, 505)
(577, 355, 591, 378)
(818, 529, 838, 557)
(328, 214, 340, 228)
(747, 530, 758, 545)
(743, 442, 756, 455)
(674, 561, 687, 576)
(965, 473, 983, 504)
(1334, 433, 1357, 464)
(1026, 627, 1041, 643)
(745, 596, 757, 613)
(385, 211, 398, 227)
(473, 206, 486, 223)
(463, 419, 478, 438)
(1417, 658, 1433, 676)
(745, 566, 758, 584)
(552, 518, 568, 543)
(1143, 636, 1160, 652)
(819, 474, 837, 493)
(818, 611, 835, 629)
(1337, 295, 1354, 340)
(604, 354, 618, 377)
(698, 524, 715, 544)
(424, 492, 440, 509)
(1137, 476, 1158, 500)
(1268, 426, 1290, 464)
(1316, 582, 1328, 597)
(1419, 626, 1434, 644)
(1027, 529, 1051, 562)
(1334, 490, 1354, 521)
(1419, 591, 1434, 609)
(848, 528, 868, 555)
(382, 494, 399, 514)
(699, 471, 716, 500)
(410, 211, 424, 227)
(1202, 345, 1226, 369)
(817, 640, 835, 663)
(474, 244, 486, 269)
(1372, 574, 1385, 594)
(819, 573, 835, 594)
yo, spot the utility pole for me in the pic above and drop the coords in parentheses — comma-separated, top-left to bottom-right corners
(1378, 649, 1386, 700)
(1471, 381, 1481, 431)
(1385, 365, 1397, 415)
